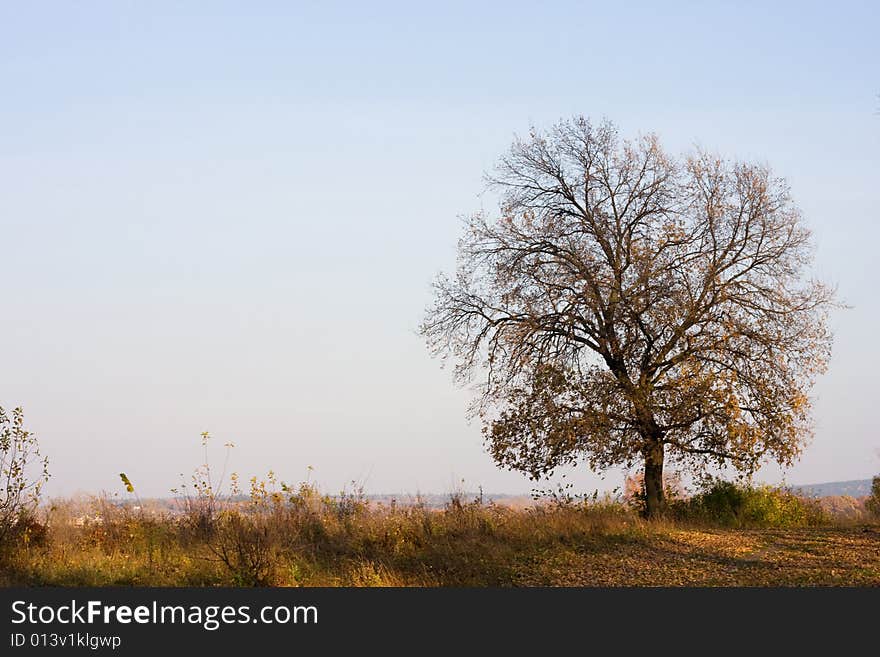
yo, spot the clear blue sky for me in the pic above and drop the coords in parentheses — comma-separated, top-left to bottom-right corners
(1, 1, 877, 497)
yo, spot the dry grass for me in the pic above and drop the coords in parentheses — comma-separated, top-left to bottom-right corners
(1, 492, 878, 587)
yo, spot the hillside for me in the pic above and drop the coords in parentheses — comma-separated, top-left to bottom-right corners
(790, 479, 873, 498)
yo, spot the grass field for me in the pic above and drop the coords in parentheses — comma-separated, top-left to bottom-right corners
(2, 491, 878, 587)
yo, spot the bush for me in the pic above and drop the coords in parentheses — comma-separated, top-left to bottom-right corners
(209, 512, 279, 586)
(866, 476, 880, 520)
(673, 479, 827, 528)
(622, 470, 687, 517)
(170, 432, 235, 538)
(1, 406, 50, 543)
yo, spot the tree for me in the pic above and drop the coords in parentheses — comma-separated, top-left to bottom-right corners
(421, 117, 835, 518)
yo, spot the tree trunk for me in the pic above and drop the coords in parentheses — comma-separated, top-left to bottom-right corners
(643, 441, 665, 519)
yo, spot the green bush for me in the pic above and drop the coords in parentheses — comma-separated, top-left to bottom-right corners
(673, 479, 827, 528)
(1, 406, 50, 544)
(866, 476, 880, 520)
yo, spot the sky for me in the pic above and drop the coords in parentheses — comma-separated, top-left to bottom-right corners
(1, 1, 877, 498)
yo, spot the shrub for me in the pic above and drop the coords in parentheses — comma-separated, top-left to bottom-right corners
(816, 495, 867, 522)
(0, 406, 50, 543)
(622, 470, 686, 517)
(209, 512, 278, 586)
(674, 479, 827, 528)
(171, 432, 235, 538)
(866, 476, 880, 520)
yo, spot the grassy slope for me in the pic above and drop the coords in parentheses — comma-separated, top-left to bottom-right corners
(2, 499, 879, 587)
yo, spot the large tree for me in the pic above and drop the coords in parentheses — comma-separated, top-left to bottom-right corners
(421, 117, 835, 517)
